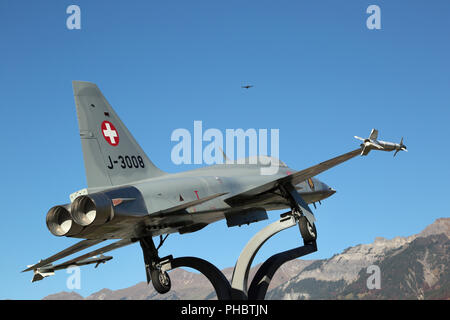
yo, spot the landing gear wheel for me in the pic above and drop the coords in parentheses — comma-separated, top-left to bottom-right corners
(298, 216, 317, 243)
(150, 269, 171, 294)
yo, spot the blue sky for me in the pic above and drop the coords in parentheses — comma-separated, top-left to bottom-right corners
(0, 1, 449, 299)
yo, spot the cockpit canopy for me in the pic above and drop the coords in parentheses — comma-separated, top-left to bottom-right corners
(234, 155, 288, 167)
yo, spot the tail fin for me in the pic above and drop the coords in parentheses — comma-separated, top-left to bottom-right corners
(73, 81, 165, 188)
(369, 129, 378, 140)
(361, 145, 372, 156)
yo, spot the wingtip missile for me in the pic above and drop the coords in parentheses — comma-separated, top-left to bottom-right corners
(356, 129, 408, 157)
(25, 255, 113, 282)
(30, 265, 55, 282)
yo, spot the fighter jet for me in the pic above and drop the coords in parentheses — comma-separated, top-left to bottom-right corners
(23, 81, 406, 294)
(241, 85, 253, 89)
(355, 129, 407, 156)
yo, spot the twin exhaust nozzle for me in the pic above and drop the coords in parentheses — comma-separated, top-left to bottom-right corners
(46, 204, 83, 237)
(46, 193, 114, 237)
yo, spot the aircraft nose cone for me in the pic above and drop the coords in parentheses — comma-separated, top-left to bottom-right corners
(320, 181, 336, 195)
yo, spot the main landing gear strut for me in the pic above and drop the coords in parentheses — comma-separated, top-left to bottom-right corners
(139, 209, 318, 300)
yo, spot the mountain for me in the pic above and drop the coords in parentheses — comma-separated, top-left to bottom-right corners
(268, 218, 449, 300)
(43, 291, 84, 300)
(43, 218, 449, 300)
(43, 259, 315, 300)
(338, 234, 449, 300)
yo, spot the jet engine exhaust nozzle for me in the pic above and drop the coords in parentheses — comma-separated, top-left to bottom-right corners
(70, 193, 114, 227)
(46, 205, 83, 237)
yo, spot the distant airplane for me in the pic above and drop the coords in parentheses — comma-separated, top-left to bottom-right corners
(23, 81, 406, 296)
(241, 85, 253, 89)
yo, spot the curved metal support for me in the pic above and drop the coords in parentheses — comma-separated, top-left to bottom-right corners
(248, 241, 317, 300)
(162, 256, 232, 300)
(148, 213, 318, 300)
(230, 214, 298, 299)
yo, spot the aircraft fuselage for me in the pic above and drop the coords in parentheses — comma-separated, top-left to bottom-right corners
(75, 162, 334, 240)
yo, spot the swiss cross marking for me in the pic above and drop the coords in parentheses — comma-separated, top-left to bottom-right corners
(101, 121, 119, 146)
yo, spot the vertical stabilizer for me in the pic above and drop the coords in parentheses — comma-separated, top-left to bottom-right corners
(73, 81, 165, 188)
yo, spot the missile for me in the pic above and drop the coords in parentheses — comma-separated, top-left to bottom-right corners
(355, 129, 407, 157)
(28, 255, 113, 282)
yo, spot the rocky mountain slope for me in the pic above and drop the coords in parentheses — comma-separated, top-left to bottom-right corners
(268, 218, 449, 300)
(43, 218, 449, 300)
(44, 259, 315, 300)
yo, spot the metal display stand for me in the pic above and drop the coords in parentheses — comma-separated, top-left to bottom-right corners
(156, 212, 317, 300)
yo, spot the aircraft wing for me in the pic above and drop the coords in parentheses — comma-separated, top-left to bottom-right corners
(24, 238, 135, 282)
(51, 255, 113, 271)
(225, 147, 362, 204)
(22, 239, 104, 272)
(48, 238, 134, 269)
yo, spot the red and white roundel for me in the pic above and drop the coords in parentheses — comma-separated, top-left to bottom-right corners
(101, 121, 119, 146)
